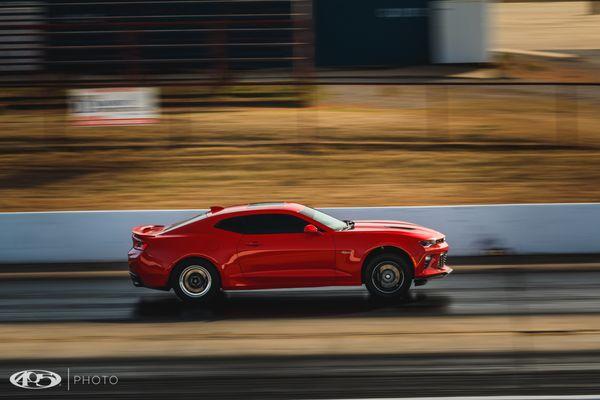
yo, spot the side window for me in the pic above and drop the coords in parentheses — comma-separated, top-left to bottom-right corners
(214, 216, 247, 234)
(244, 214, 308, 234)
(215, 214, 308, 235)
(214, 214, 308, 234)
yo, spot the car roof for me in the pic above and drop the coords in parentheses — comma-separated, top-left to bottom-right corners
(211, 202, 305, 217)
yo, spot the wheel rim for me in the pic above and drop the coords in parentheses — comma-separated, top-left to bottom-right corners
(371, 261, 404, 294)
(179, 265, 212, 297)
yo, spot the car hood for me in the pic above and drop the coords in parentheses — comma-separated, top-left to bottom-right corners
(351, 220, 443, 238)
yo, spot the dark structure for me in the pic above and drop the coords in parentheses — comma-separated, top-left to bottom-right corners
(44, 0, 303, 73)
(0, 0, 431, 75)
(314, 0, 430, 67)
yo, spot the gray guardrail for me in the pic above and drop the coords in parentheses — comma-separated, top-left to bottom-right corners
(0, 203, 598, 263)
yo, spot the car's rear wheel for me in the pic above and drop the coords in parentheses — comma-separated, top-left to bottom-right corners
(171, 259, 221, 304)
(364, 253, 413, 299)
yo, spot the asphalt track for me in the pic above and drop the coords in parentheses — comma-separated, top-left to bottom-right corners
(2, 268, 600, 399)
(1, 269, 599, 322)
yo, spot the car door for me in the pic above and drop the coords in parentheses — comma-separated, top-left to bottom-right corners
(235, 213, 337, 288)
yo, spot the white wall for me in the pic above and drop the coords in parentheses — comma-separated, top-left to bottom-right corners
(430, 0, 490, 63)
(0, 203, 599, 264)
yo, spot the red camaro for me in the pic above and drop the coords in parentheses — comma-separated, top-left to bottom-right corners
(128, 202, 451, 303)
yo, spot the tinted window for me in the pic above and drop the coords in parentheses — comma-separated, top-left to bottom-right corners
(215, 214, 308, 234)
(214, 216, 247, 234)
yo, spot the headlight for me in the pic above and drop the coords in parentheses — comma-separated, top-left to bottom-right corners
(420, 239, 437, 248)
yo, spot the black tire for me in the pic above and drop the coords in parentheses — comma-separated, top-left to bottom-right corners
(171, 259, 221, 304)
(364, 253, 413, 299)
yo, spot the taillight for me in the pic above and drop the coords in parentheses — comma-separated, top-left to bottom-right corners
(132, 236, 147, 251)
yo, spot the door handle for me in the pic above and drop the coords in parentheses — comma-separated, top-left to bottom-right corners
(245, 241, 260, 247)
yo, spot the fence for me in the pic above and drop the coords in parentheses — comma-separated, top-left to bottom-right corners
(0, 0, 312, 75)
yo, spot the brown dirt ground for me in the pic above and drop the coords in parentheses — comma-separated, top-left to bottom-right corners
(4, 315, 600, 360)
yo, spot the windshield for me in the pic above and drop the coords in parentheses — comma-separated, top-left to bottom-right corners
(300, 207, 347, 231)
(163, 211, 211, 233)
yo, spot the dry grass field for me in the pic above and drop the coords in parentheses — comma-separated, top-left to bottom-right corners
(1, 84, 599, 211)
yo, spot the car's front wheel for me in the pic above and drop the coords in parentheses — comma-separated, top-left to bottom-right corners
(171, 259, 221, 304)
(364, 253, 413, 299)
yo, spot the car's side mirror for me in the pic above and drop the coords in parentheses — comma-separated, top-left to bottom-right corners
(304, 224, 319, 234)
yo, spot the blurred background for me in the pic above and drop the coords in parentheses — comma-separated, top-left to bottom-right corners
(1, 0, 599, 211)
(2, 1, 600, 399)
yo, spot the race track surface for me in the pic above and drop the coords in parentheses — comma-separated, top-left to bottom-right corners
(2, 268, 600, 399)
(0, 269, 598, 322)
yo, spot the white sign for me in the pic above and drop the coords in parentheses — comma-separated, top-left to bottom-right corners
(69, 87, 159, 126)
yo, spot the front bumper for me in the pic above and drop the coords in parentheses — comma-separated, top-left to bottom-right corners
(415, 248, 452, 279)
(420, 265, 453, 279)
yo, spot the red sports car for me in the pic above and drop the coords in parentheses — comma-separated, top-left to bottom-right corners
(128, 202, 451, 303)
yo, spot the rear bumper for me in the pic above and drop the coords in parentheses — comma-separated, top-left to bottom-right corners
(129, 272, 144, 287)
(128, 268, 170, 291)
(128, 248, 171, 290)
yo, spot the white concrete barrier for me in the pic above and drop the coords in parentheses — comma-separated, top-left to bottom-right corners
(0, 203, 598, 263)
